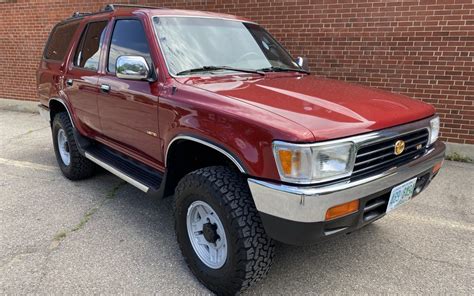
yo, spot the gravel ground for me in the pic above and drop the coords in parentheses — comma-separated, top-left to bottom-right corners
(0, 110, 472, 294)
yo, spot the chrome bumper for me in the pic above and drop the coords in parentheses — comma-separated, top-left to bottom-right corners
(248, 141, 445, 223)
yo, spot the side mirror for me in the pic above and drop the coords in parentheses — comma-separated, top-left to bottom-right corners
(116, 56, 150, 80)
(296, 56, 309, 72)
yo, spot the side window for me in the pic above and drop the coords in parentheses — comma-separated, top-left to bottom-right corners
(73, 21, 108, 71)
(44, 22, 79, 61)
(108, 19, 152, 73)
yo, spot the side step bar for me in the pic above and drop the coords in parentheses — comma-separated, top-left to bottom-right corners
(84, 145, 163, 195)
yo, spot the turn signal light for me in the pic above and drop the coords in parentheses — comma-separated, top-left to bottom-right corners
(325, 200, 360, 221)
(278, 150, 295, 175)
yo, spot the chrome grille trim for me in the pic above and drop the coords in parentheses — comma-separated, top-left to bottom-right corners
(351, 125, 430, 180)
(356, 132, 428, 158)
(354, 148, 424, 174)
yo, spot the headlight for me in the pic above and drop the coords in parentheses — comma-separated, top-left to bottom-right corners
(429, 116, 440, 145)
(273, 141, 356, 184)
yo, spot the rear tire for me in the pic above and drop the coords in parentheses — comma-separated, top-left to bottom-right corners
(174, 166, 275, 295)
(52, 112, 96, 180)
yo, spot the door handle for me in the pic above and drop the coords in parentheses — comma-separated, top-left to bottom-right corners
(66, 79, 73, 86)
(100, 84, 110, 93)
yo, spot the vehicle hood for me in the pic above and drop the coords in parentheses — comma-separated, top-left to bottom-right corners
(178, 74, 435, 141)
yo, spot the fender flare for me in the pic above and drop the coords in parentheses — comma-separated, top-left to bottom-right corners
(48, 97, 76, 128)
(165, 135, 247, 174)
(48, 97, 91, 154)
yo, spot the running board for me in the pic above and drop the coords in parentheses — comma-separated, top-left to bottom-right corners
(84, 145, 163, 194)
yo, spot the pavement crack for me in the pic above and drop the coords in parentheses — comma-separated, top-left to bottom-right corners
(50, 181, 127, 249)
(0, 126, 49, 149)
(0, 248, 40, 268)
(27, 181, 128, 293)
(383, 237, 467, 269)
(17, 126, 49, 137)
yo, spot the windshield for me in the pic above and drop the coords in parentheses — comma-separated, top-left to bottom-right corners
(152, 17, 301, 76)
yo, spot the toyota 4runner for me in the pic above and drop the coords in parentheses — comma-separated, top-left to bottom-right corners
(37, 4, 445, 295)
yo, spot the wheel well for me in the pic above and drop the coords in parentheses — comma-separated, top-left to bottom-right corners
(49, 100, 68, 124)
(163, 139, 242, 197)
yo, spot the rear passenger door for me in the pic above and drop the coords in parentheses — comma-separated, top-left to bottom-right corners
(97, 18, 160, 162)
(38, 21, 80, 106)
(64, 20, 108, 134)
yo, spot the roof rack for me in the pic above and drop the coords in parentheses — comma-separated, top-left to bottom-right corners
(69, 4, 161, 20)
(71, 11, 92, 18)
(103, 4, 161, 11)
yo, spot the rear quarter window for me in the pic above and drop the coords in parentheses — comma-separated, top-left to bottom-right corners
(44, 21, 80, 61)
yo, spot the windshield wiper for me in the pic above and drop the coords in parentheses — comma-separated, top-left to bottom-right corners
(176, 66, 265, 76)
(257, 66, 310, 74)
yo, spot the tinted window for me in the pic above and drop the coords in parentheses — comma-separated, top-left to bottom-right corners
(44, 22, 79, 61)
(108, 19, 152, 73)
(74, 21, 108, 71)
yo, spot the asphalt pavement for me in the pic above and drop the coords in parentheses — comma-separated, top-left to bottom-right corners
(0, 110, 472, 294)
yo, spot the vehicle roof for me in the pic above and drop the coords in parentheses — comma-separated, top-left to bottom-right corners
(67, 6, 252, 23)
(144, 8, 251, 22)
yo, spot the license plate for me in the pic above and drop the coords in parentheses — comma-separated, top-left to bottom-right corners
(386, 178, 417, 213)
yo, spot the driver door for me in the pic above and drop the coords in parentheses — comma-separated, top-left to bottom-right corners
(97, 18, 160, 162)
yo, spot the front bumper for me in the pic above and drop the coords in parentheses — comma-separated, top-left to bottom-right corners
(248, 141, 445, 245)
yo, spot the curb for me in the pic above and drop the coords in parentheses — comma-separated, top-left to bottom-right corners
(0, 98, 38, 113)
(445, 142, 474, 161)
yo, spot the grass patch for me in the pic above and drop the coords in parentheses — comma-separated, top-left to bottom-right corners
(54, 230, 67, 241)
(445, 152, 473, 163)
(106, 182, 125, 199)
(71, 208, 97, 232)
(51, 182, 126, 245)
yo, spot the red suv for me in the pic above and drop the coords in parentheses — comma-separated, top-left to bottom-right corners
(37, 4, 445, 295)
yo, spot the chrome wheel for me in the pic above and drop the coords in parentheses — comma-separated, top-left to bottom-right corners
(186, 201, 228, 269)
(57, 128, 70, 166)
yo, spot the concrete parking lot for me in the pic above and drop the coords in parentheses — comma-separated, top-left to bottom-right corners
(0, 109, 472, 294)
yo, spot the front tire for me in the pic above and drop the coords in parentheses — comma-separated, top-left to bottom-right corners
(174, 166, 275, 295)
(52, 112, 96, 180)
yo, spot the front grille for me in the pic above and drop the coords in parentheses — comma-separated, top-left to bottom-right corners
(352, 128, 429, 180)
